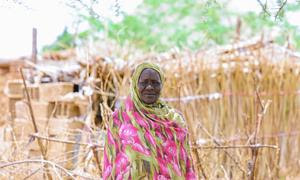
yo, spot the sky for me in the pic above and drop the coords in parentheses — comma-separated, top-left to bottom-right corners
(0, 0, 73, 59)
(0, 0, 299, 59)
(0, 0, 144, 59)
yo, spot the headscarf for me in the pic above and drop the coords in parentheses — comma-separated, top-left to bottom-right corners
(130, 62, 184, 125)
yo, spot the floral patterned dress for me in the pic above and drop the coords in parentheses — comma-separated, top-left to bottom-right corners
(103, 97, 196, 180)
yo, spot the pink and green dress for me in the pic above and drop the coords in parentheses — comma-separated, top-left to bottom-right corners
(103, 62, 196, 179)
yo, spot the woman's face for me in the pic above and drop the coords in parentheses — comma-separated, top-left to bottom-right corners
(138, 68, 162, 104)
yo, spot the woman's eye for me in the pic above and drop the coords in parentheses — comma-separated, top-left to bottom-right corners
(140, 82, 147, 86)
(139, 81, 160, 88)
(153, 82, 160, 86)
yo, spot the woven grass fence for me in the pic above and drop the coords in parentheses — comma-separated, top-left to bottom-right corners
(98, 49, 300, 179)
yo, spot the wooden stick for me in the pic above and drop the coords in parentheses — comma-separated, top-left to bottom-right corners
(20, 68, 53, 180)
(29, 133, 103, 149)
(193, 144, 278, 150)
(249, 89, 270, 180)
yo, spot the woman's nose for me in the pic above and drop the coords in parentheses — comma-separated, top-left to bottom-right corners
(145, 83, 154, 90)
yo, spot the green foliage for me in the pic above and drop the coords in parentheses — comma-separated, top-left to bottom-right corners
(43, 28, 75, 52)
(106, 0, 233, 51)
(44, 0, 300, 52)
(242, 12, 275, 32)
(285, 2, 300, 11)
(294, 32, 300, 48)
(82, 15, 105, 32)
(43, 15, 105, 52)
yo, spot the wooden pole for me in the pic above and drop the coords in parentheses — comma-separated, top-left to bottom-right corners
(32, 28, 37, 63)
(235, 17, 241, 42)
(20, 68, 53, 180)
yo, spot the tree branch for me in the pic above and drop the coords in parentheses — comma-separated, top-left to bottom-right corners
(274, 0, 288, 20)
(256, 0, 271, 16)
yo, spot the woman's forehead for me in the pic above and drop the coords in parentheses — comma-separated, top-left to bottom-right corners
(139, 68, 161, 80)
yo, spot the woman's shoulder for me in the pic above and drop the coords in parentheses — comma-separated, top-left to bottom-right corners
(171, 108, 187, 128)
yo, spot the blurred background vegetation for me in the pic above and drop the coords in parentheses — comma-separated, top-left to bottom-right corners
(43, 0, 300, 52)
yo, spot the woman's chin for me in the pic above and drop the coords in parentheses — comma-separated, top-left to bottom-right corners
(142, 96, 158, 104)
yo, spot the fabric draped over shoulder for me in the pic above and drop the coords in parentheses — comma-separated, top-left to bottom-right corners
(103, 62, 196, 180)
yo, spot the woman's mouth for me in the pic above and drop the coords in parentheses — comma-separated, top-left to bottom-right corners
(144, 94, 156, 97)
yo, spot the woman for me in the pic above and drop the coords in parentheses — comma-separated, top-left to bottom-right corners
(103, 62, 196, 179)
